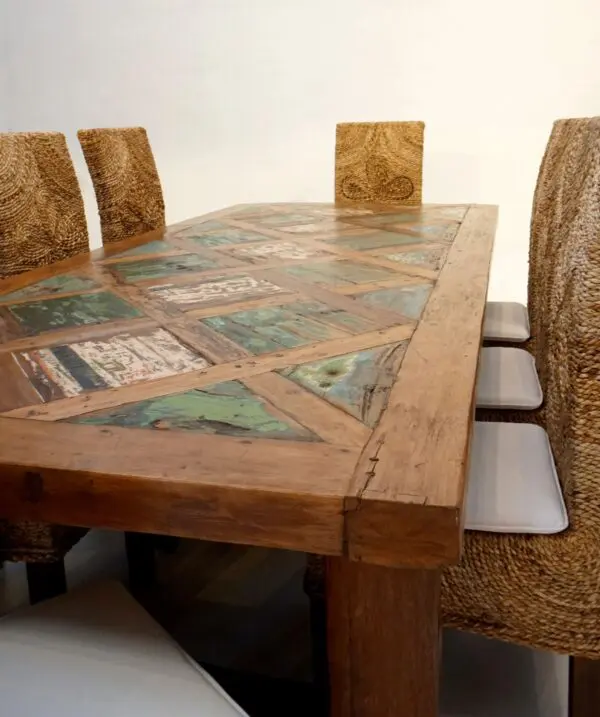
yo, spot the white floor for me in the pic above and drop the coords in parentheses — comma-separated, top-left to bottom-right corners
(0, 530, 568, 717)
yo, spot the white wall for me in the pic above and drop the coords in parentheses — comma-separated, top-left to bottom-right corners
(0, 3, 8, 131)
(4, 0, 600, 301)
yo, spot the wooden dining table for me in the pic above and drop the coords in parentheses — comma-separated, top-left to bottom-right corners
(0, 201, 497, 716)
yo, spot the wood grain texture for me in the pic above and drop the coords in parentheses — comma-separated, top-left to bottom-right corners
(0, 202, 496, 569)
(0, 418, 356, 555)
(346, 205, 497, 567)
(327, 558, 440, 717)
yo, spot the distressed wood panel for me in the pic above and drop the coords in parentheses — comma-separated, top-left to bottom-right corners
(283, 260, 398, 288)
(354, 283, 433, 319)
(68, 380, 319, 441)
(149, 275, 288, 309)
(0, 274, 100, 303)
(6, 291, 143, 335)
(182, 227, 269, 247)
(382, 246, 448, 272)
(107, 239, 180, 258)
(110, 253, 219, 283)
(202, 300, 376, 356)
(280, 341, 408, 427)
(322, 231, 435, 252)
(228, 241, 332, 263)
(13, 327, 209, 401)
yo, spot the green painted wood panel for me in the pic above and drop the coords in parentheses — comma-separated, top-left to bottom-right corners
(0, 275, 100, 302)
(68, 381, 319, 441)
(110, 254, 218, 282)
(280, 342, 408, 426)
(354, 284, 433, 319)
(9, 292, 144, 334)
(323, 231, 430, 251)
(283, 260, 397, 287)
(383, 247, 447, 271)
(202, 300, 370, 356)
(110, 240, 176, 258)
(187, 228, 268, 248)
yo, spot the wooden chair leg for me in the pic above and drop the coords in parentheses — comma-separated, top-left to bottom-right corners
(569, 656, 600, 717)
(26, 560, 67, 605)
(125, 532, 156, 598)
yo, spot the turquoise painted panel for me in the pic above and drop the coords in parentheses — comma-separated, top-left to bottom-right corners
(351, 212, 423, 226)
(384, 247, 447, 271)
(187, 228, 268, 247)
(280, 342, 407, 426)
(409, 223, 453, 237)
(0, 274, 100, 302)
(9, 292, 143, 334)
(68, 381, 319, 441)
(110, 240, 176, 258)
(202, 300, 369, 355)
(354, 284, 433, 319)
(256, 214, 318, 226)
(323, 231, 428, 251)
(283, 260, 396, 287)
(110, 254, 218, 282)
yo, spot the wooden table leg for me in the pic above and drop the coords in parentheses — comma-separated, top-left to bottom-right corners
(326, 557, 441, 717)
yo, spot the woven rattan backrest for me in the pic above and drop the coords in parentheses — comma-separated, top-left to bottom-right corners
(335, 122, 424, 206)
(77, 127, 165, 245)
(0, 132, 89, 278)
(533, 117, 600, 522)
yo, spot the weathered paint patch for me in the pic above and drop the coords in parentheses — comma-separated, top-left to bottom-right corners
(109, 240, 177, 258)
(383, 246, 447, 271)
(354, 283, 433, 319)
(427, 205, 468, 221)
(322, 231, 429, 251)
(283, 260, 397, 287)
(280, 342, 408, 426)
(15, 328, 209, 402)
(187, 228, 269, 248)
(149, 275, 286, 308)
(110, 254, 218, 283)
(255, 214, 319, 227)
(8, 292, 143, 335)
(0, 274, 100, 302)
(231, 241, 329, 262)
(67, 381, 320, 441)
(202, 300, 370, 355)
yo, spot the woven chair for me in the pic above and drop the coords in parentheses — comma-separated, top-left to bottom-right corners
(335, 121, 424, 205)
(0, 131, 89, 601)
(307, 118, 600, 714)
(444, 117, 600, 716)
(77, 126, 165, 244)
(0, 131, 89, 277)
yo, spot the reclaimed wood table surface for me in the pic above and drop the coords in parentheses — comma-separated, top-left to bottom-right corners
(0, 201, 497, 716)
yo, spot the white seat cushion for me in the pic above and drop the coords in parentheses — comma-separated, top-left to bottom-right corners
(466, 422, 568, 533)
(483, 301, 530, 343)
(0, 581, 248, 717)
(476, 347, 543, 410)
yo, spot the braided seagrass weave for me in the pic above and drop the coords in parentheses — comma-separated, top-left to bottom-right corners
(335, 122, 424, 206)
(78, 127, 165, 244)
(443, 117, 600, 656)
(0, 131, 88, 561)
(0, 132, 88, 278)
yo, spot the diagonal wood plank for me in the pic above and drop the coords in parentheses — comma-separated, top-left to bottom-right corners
(2, 324, 415, 421)
(244, 373, 371, 446)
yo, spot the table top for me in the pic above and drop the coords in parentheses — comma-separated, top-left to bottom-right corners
(0, 202, 496, 567)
